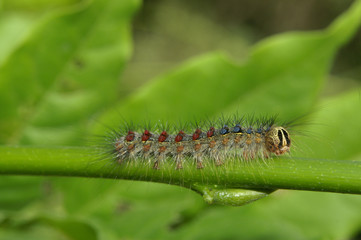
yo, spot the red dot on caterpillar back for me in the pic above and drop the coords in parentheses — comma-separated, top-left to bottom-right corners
(175, 131, 185, 142)
(125, 131, 135, 141)
(192, 129, 202, 140)
(207, 127, 215, 138)
(158, 131, 168, 142)
(141, 130, 151, 141)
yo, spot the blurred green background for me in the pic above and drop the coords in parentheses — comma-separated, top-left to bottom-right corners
(1, 0, 361, 239)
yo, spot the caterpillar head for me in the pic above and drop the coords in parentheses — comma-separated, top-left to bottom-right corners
(265, 127, 291, 155)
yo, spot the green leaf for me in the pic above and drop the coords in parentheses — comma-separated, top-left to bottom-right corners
(0, 215, 97, 240)
(2, 0, 79, 12)
(52, 178, 204, 240)
(40, 217, 98, 240)
(295, 90, 361, 160)
(0, 0, 140, 145)
(0, 14, 36, 65)
(0, 176, 43, 212)
(97, 0, 361, 132)
(167, 191, 361, 240)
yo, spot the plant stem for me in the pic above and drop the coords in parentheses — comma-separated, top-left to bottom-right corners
(1, 145, 361, 195)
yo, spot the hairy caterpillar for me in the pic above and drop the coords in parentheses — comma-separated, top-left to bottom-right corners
(104, 116, 292, 170)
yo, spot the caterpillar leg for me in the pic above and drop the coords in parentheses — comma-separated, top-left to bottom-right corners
(195, 154, 204, 169)
(176, 156, 183, 170)
(153, 160, 160, 170)
(215, 155, 223, 166)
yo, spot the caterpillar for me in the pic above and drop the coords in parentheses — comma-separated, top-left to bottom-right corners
(104, 116, 292, 170)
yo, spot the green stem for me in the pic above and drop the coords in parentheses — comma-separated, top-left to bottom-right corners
(1, 145, 361, 195)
